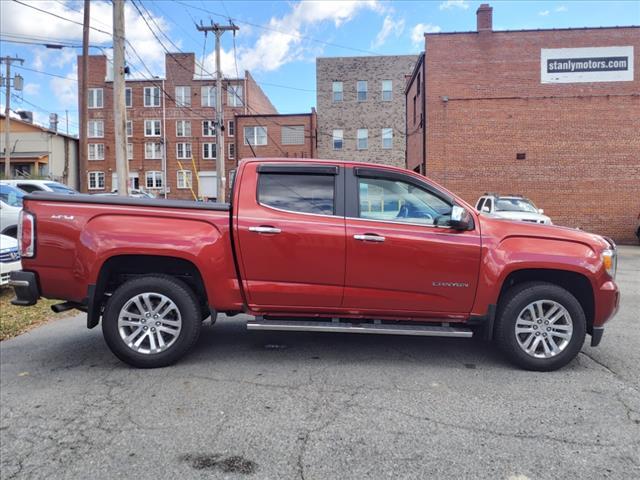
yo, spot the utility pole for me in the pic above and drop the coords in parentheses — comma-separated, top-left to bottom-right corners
(79, 0, 90, 192)
(113, 0, 129, 196)
(1, 56, 25, 179)
(196, 23, 238, 202)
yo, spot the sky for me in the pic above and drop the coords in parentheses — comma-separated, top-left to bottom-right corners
(1, 0, 639, 136)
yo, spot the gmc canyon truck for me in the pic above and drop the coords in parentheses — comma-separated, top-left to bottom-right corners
(9, 159, 619, 371)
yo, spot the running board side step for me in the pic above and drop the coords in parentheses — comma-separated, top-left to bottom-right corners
(246, 319, 473, 338)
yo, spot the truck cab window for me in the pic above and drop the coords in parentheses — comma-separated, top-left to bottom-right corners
(358, 177, 452, 226)
(258, 173, 335, 216)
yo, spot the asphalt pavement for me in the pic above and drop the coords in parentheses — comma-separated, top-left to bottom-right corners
(1, 247, 639, 479)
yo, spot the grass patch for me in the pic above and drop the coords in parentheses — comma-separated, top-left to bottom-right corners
(0, 287, 68, 340)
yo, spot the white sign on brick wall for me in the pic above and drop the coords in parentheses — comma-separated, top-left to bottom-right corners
(541, 46, 634, 83)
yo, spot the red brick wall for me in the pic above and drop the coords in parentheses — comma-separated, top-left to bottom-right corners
(417, 27, 640, 243)
(405, 54, 425, 173)
(245, 71, 277, 116)
(78, 54, 277, 201)
(235, 111, 317, 162)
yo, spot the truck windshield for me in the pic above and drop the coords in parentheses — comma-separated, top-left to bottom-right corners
(0, 184, 25, 207)
(495, 198, 537, 213)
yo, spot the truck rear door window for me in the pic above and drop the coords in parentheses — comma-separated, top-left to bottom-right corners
(258, 173, 335, 216)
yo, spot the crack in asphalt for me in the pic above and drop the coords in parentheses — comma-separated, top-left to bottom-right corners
(579, 350, 639, 393)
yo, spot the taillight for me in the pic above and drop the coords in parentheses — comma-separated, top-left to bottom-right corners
(18, 211, 35, 258)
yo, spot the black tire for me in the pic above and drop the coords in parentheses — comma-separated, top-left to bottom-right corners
(102, 275, 202, 368)
(495, 281, 586, 371)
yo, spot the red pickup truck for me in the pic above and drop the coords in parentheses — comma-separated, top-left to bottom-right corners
(10, 158, 619, 371)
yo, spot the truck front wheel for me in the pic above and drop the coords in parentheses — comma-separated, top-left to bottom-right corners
(102, 275, 202, 368)
(495, 282, 586, 371)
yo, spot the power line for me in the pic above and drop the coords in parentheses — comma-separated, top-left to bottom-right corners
(173, 0, 382, 56)
(12, 0, 113, 38)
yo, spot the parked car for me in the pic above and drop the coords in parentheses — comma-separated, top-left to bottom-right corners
(10, 159, 618, 371)
(93, 189, 156, 199)
(476, 194, 552, 225)
(0, 183, 25, 238)
(0, 234, 21, 286)
(636, 212, 640, 244)
(3, 179, 78, 195)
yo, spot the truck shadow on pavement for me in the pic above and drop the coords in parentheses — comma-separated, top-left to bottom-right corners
(9, 314, 589, 373)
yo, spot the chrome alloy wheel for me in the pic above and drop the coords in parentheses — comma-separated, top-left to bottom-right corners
(117, 292, 182, 355)
(515, 300, 573, 359)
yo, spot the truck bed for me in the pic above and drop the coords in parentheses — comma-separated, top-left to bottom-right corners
(20, 193, 243, 313)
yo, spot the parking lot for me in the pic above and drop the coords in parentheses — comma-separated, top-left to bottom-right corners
(0, 246, 638, 479)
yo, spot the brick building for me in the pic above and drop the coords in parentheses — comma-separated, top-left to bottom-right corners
(406, 4, 639, 243)
(234, 109, 317, 162)
(316, 55, 418, 167)
(78, 53, 276, 200)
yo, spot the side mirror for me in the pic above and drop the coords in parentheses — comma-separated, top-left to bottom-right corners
(481, 205, 491, 213)
(538, 208, 544, 214)
(450, 205, 474, 231)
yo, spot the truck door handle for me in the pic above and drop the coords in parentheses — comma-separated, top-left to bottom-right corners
(249, 226, 281, 234)
(354, 233, 385, 242)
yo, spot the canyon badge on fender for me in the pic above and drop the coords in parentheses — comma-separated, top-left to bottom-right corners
(432, 281, 469, 288)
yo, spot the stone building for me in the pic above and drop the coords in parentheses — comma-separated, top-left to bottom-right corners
(316, 55, 418, 167)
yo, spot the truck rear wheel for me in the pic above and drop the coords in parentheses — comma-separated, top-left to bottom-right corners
(495, 282, 586, 371)
(102, 275, 202, 368)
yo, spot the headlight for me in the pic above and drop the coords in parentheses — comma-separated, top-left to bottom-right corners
(602, 248, 617, 279)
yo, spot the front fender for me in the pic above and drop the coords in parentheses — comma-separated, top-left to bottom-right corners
(472, 234, 601, 315)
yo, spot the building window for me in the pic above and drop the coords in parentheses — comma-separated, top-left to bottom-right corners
(88, 88, 103, 108)
(413, 96, 417, 125)
(88, 143, 104, 160)
(144, 119, 161, 137)
(332, 81, 343, 102)
(127, 143, 133, 160)
(144, 86, 161, 107)
(202, 120, 215, 136)
(126, 120, 132, 137)
(145, 142, 162, 159)
(125, 87, 132, 108)
(201, 86, 216, 107)
(357, 128, 368, 150)
(417, 72, 421, 96)
(177, 170, 192, 189)
(381, 80, 392, 101)
(357, 81, 367, 102)
(228, 143, 235, 159)
(87, 120, 104, 138)
(88, 171, 105, 190)
(202, 143, 216, 160)
(176, 120, 191, 137)
(175, 86, 191, 107)
(227, 85, 243, 106)
(332, 129, 343, 150)
(146, 171, 163, 189)
(176, 142, 192, 159)
(244, 126, 267, 146)
(281, 125, 304, 145)
(228, 120, 235, 137)
(382, 128, 393, 149)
